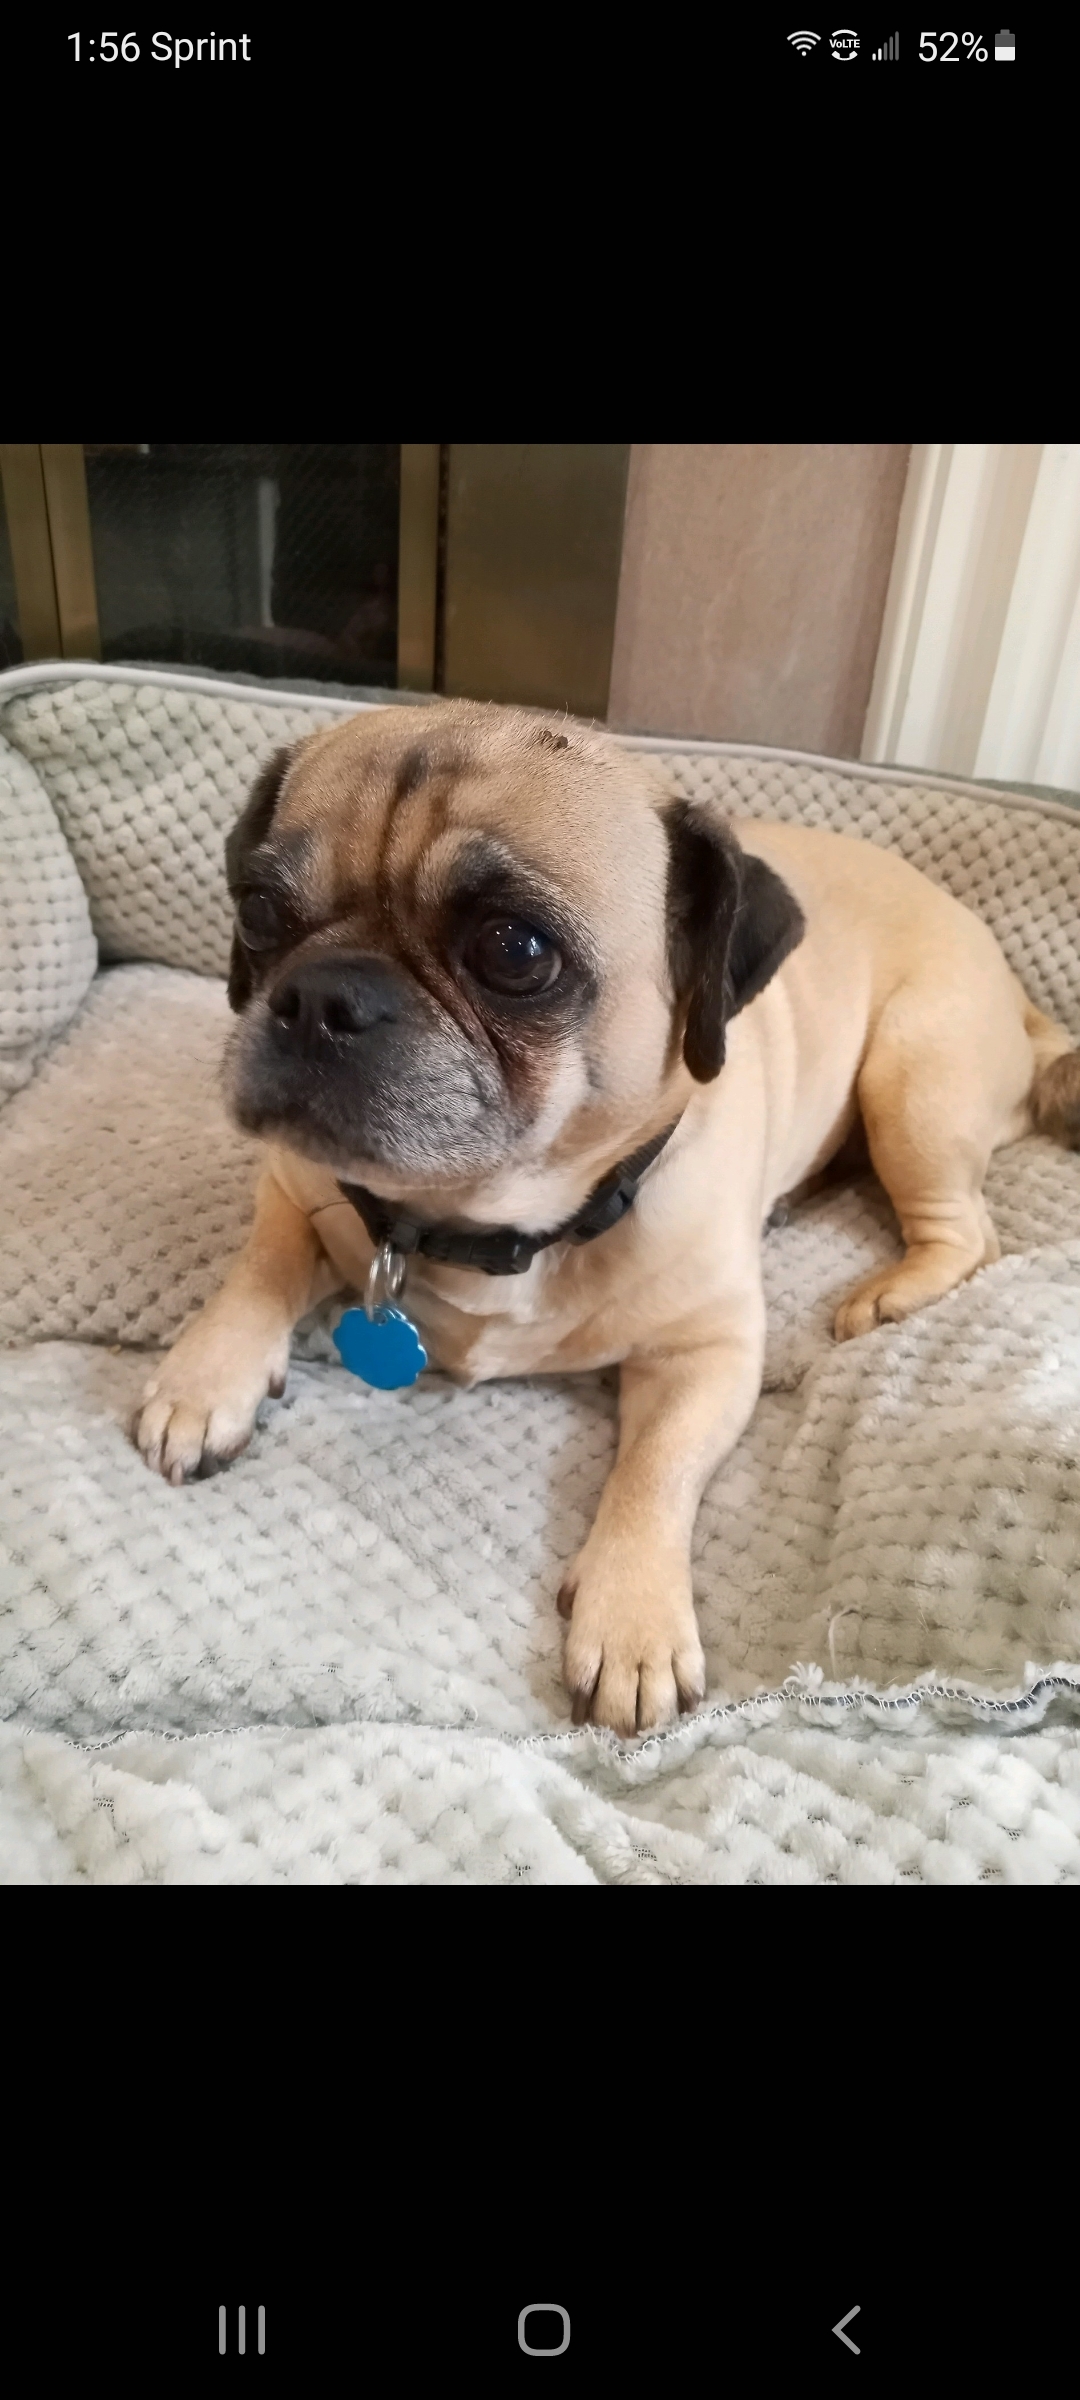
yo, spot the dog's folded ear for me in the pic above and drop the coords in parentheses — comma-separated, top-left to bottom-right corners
(225, 744, 294, 894)
(664, 801, 805, 1081)
(224, 746, 294, 1013)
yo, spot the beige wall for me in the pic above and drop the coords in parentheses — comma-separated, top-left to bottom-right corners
(607, 444, 911, 756)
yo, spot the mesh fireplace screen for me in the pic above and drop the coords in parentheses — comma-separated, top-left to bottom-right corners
(83, 443, 400, 687)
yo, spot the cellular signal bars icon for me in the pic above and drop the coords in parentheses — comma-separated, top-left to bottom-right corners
(872, 32, 899, 58)
(219, 2306, 266, 2356)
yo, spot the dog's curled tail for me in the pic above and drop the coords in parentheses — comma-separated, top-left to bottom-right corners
(1026, 1000, 1080, 1147)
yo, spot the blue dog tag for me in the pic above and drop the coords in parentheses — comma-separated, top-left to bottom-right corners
(333, 1305, 428, 1391)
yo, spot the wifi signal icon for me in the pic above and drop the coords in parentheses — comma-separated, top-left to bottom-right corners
(787, 28, 821, 49)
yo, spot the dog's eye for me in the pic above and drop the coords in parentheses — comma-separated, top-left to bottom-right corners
(236, 892, 281, 951)
(465, 918, 562, 996)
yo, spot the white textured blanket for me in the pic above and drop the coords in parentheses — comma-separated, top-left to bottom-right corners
(3, 666, 1080, 1884)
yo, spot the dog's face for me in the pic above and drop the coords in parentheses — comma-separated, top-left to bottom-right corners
(223, 701, 804, 1209)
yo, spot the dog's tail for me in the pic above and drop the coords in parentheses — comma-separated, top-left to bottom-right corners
(1025, 999, 1080, 1147)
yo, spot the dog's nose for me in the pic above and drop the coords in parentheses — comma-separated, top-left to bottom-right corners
(268, 957, 402, 1045)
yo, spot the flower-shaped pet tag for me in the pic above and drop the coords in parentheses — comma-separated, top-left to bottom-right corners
(333, 1305, 427, 1391)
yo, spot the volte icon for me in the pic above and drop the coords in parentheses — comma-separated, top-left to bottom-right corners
(785, 29, 861, 56)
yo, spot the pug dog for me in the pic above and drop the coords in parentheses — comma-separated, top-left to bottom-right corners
(133, 702, 1080, 1734)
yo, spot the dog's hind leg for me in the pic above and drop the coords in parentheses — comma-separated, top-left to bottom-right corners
(833, 981, 1030, 1341)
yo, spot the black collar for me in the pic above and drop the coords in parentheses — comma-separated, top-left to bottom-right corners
(338, 1121, 680, 1277)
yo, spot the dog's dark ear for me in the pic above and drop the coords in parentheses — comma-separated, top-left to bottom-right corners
(727, 852, 807, 1019)
(224, 746, 293, 1013)
(664, 802, 805, 1081)
(664, 803, 742, 1082)
(225, 745, 293, 894)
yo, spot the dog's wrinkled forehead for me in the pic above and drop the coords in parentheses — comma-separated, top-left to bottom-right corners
(268, 701, 668, 941)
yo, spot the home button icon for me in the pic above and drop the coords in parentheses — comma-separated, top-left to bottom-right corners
(518, 2305, 571, 2356)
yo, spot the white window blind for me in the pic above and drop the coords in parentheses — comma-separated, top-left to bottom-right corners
(862, 443, 1080, 791)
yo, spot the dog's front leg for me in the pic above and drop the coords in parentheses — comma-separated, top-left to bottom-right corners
(558, 1318, 764, 1736)
(133, 1167, 342, 1482)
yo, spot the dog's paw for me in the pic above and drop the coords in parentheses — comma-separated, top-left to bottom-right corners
(559, 1542, 705, 1736)
(834, 1248, 989, 1341)
(833, 1269, 913, 1341)
(132, 1320, 289, 1483)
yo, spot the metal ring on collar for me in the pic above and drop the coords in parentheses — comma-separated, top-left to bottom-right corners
(365, 1240, 405, 1318)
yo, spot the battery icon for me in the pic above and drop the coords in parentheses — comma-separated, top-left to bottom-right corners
(995, 27, 1015, 57)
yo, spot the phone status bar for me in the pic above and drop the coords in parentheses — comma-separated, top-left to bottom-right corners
(783, 29, 1016, 62)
